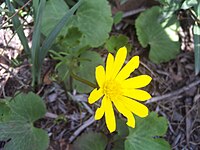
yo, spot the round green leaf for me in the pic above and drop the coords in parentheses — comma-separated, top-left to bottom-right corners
(8, 92, 46, 122)
(125, 112, 170, 150)
(72, 131, 108, 150)
(72, 0, 113, 47)
(135, 6, 180, 63)
(0, 124, 49, 150)
(0, 101, 11, 122)
(41, 0, 69, 36)
(42, 0, 113, 48)
(0, 92, 49, 150)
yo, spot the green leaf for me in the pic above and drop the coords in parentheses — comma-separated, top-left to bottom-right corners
(54, 51, 79, 81)
(40, 0, 82, 65)
(32, 0, 40, 19)
(105, 34, 131, 52)
(8, 92, 46, 122)
(112, 140, 125, 150)
(32, 0, 81, 85)
(159, 0, 181, 21)
(72, 131, 108, 150)
(31, 0, 46, 85)
(73, 50, 103, 93)
(57, 58, 71, 81)
(113, 11, 123, 25)
(111, 119, 129, 150)
(0, 92, 49, 150)
(154, 0, 168, 5)
(0, 101, 11, 122)
(41, 0, 69, 36)
(58, 27, 83, 49)
(135, 6, 180, 63)
(5, 0, 30, 55)
(72, 0, 113, 47)
(42, 0, 113, 48)
(194, 3, 200, 75)
(181, 0, 198, 9)
(194, 25, 200, 75)
(194, 2, 200, 17)
(14, 0, 24, 6)
(125, 112, 170, 150)
(116, 119, 129, 138)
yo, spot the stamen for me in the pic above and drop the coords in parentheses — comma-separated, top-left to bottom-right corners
(103, 80, 122, 99)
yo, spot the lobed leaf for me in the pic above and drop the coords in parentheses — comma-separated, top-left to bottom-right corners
(8, 92, 46, 122)
(0, 92, 49, 150)
(135, 6, 180, 63)
(72, 0, 113, 47)
(41, 0, 113, 48)
(58, 27, 83, 50)
(32, 0, 81, 85)
(41, 0, 69, 36)
(40, 0, 82, 64)
(0, 101, 10, 122)
(125, 112, 170, 150)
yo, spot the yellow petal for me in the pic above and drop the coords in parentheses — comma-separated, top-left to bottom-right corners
(95, 105, 105, 120)
(88, 88, 103, 104)
(96, 65, 106, 87)
(104, 97, 116, 133)
(111, 46, 127, 79)
(106, 53, 114, 80)
(121, 96, 149, 117)
(122, 89, 151, 101)
(116, 56, 139, 81)
(113, 99, 135, 128)
(121, 75, 152, 89)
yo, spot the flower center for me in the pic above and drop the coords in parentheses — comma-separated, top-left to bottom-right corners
(103, 80, 122, 99)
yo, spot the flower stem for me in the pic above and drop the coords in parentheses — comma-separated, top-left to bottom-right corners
(70, 72, 97, 88)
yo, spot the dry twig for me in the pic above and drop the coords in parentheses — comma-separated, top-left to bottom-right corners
(69, 116, 95, 143)
(146, 78, 200, 104)
(0, 63, 27, 87)
(0, 0, 32, 28)
(122, 7, 146, 18)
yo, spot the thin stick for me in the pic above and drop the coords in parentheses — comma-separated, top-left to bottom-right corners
(69, 116, 95, 143)
(146, 78, 200, 104)
(0, 63, 27, 87)
(1, 0, 32, 28)
(122, 7, 146, 18)
(45, 112, 58, 119)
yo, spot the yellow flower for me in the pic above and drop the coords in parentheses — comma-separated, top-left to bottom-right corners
(88, 46, 152, 133)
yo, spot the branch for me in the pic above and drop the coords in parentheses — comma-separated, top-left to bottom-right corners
(1, 0, 32, 28)
(69, 116, 95, 143)
(146, 78, 200, 104)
